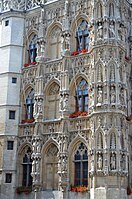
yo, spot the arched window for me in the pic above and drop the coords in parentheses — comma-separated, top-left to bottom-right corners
(43, 144, 58, 190)
(26, 89, 34, 119)
(22, 147, 32, 187)
(120, 133, 125, 149)
(74, 143, 88, 186)
(76, 79, 88, 112)
(110, 132, 116, 149)
(76, 20, 88, 51)
(97, 3, 103, 18)
(109, 3, 114, 17)
(97, 132, 103, 149)
(28, 34, 37, 63)
(45, 83, 60, 120)
(49, 26, 61, 59)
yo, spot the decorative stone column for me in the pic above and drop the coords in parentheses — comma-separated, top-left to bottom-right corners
(31, 136, 42, 199)
(61, 0, 71, 56)
(58, 121, 69, 198)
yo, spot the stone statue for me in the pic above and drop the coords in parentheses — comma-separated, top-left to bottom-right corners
(62, 136, 67, 152)
(111, 86, 116, 103)
(120, 89, 125, 105)
(110, 153, 116, 170)
(63, 94, 69, 111)
(97, 22, 103, 39)
(97, 87, 103, 104)
(59, 94, 63, 111)
(62, 156, 67, 172)
(97, 154, 103, 170)
(109, 21, 115, 38)
(38, 98, 43, 114)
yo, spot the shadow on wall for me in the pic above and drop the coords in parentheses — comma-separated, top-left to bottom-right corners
(14, 191, 59, 199)
(15, 192, 34, 199)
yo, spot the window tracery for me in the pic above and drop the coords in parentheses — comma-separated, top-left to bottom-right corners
(109, 3, 114, 17)
(74, 143, 88, 186)
(76, 20, 89, 51)
(97, 3, 103, 18)
(75, 79, 88, 112)
(28, 34, 38, 64)
(22, 147, 32, 187)
(97, 132, 103, 149)
(49, 26, 61, 59)
(110, 132, 116, 149)
(45, 83, 60, 119)
(44, 144, 58, 190)
(26, 89, 34, 119)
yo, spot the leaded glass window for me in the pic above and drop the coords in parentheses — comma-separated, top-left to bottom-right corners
(76, 20, 89, 51)
(22, 148, 32, 187)
(29, 34, 37, 63)
(76, 79, 88, 112)
(74, 143, 88, 186)
(26, 89, 34, 119)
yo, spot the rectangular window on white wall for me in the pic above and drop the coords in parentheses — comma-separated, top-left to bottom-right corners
(9, 110, 15, 119)
(12, 77, 17, 83)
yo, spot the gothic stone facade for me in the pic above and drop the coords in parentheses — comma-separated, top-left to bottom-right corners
(0, 0, 132, 199)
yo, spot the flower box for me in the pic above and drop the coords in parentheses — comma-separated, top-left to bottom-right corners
(31, 62, 37, 65)
(71, 51, 79, 56)
(80, 49, 88, 53)
(21, 118, 35, 124)
(126, 117, 132, 121)
(69, 111, 88, 118)
(24, 63, 29, 67)
(16, 187, 32, 194)
(125, 56, 131, 61)
(24, 62, 37, 67)
(127, 187, 132, 195)
(71, 185, 88, 192)
(71, 49, 88, 56)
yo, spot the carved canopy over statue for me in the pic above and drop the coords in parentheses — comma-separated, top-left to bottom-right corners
(1, 0, 44, 11)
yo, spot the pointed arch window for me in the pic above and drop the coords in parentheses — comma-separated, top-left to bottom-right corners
(76, 79, 88, 112)
(109, 3, 114, 17)
(97, 3, 103, 18)
(120, 133, 125, 149)
(74, 143, 88, 186)
(110, 132, 116, 149)
(49, 27, 61, 59)
(76, 20, 89, 51)
(97, 132, 103, 149)
(26, 89, 34, 119)
(28, 34, 37, 64)
(22, 148, 32, 187)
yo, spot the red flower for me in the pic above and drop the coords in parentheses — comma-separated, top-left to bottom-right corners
(69, 111, 88, 118)
(71, 185, 88, 192)
(24, 62, 37, 67)
(16, 187, 32, 194)
(24, 63, 29, 67)
(126, 117, 132, 121)
(80, 49, 88, 53)
(127, 187, 132, 195)
(31, 62, 37, 65)
(21, 118, 35, 124)
(125, 56, 131, 61)
(71, 51, 79, 56)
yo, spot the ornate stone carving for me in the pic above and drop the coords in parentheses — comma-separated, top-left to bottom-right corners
(97, 153, 103, 170)
(109, 21, 115, 38)
(97, 86, 103, 105)
(110, 86, 116, 103)
(110, 153, 116, 170)
(97, 22, 103, 39)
